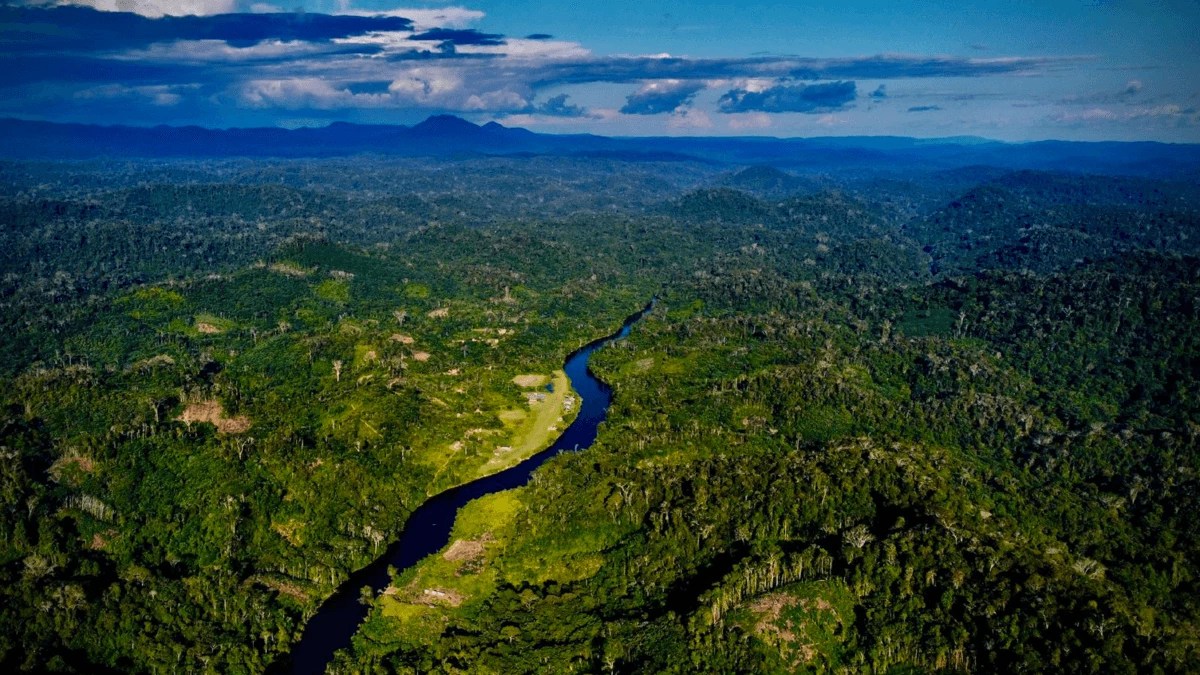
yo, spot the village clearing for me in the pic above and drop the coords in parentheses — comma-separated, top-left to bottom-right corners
(479, 370, 574, 477)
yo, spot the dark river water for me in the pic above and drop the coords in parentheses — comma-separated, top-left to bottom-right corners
(278, 303, 652, 674)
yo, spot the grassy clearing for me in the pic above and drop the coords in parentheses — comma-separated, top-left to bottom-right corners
(314, 278, 350, 303)
(511, 374, 549, 387)
(499, 521, 618, 586)
(353, 344, 378, 369)
(379, 491, 522, 637)
(169, 313, 236, 337)
(476, 369, 575, 477)
(132, 287, 185, 305)
(733, 580, 855, 671)
(422, 369, 576, 483)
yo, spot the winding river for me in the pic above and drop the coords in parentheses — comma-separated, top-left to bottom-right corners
(280, 303, 653, 674)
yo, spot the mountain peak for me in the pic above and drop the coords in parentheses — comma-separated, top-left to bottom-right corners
(412, 115, 481, 134)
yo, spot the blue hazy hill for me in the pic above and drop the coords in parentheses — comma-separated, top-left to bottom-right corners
(2, 115, 1198, 176)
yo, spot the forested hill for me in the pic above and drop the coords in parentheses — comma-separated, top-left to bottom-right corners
(4, 116, 1200, 176)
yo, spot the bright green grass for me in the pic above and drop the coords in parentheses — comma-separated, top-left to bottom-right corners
(477, 370, 575, 477)
(314, 278, 350, 303)
(379, 490, 523, 635)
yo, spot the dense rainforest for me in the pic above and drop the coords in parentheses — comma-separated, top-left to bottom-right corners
(0, 153, 1197, 673)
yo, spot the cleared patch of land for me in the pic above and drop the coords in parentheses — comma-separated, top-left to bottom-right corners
(176, 399, 251, 434)
(130, 354, 176, 372)
(50, 453, 96, 476)
(191, 313, 234, 336)
(443, 533, 493, 562)
(477, 370, 574, 476)
(511, 373, 549, 387)
(735, 580, 853, 670)
(267, 261, 313, 277)
(380, 491, 520, 634)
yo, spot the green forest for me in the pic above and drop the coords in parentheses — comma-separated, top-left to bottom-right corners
(1, 156, 1197, 673)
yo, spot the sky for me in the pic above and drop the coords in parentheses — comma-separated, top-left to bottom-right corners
(1, 0, 1198, 141)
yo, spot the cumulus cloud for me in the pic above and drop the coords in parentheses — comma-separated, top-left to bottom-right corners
(328, 5, 485, 30)
(240, 77, 350, 108)
(387, 67, 464, 101)
(18, 0, 239, 17)
(527, 93, 589, 117)
(620, 80, 705, 115)
(451, 36, 589, 59)
(0, 3, 1095, 125)
(118, 38, 383, 63)
(16, 0, 486, 24)
(463, 89, 527, 111)
(718, 81, 856, 114)
(0, 4, 415, 52)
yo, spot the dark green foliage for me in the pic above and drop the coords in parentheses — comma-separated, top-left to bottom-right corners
(1, 156, 1197, 673)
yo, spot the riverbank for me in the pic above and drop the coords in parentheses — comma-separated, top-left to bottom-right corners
(281, 302, 652, 674)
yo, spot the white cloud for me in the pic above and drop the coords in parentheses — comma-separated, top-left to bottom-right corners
(456, 38, 589, 60)
(387, 67, 465, 103)
(331, 5, 485, 30)
(464, 90, 527, 111)
(332, 31, 422, 54)
(235, 69, 536, 113)
(40, 0, 237, 17)
(119, 39, 350, 63)
(73, 83, 190, 105)
(724, 78, 776, 94)
(241, 78, 356, 108)
(498, 112, 597, 127)
(19, 0, 485, 26)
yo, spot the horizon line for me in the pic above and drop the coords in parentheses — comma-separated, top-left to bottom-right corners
(2, 115, 1197, 147)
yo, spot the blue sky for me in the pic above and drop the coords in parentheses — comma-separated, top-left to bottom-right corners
(1, 0, 1198, 140)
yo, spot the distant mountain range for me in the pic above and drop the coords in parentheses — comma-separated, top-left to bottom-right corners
(2, 115, 1198, 176)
